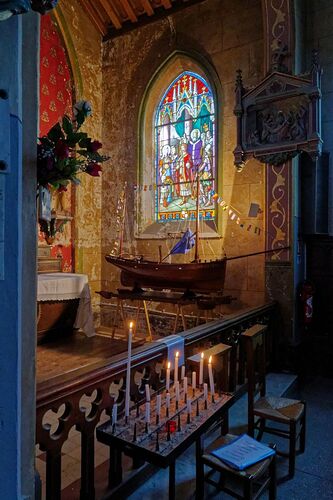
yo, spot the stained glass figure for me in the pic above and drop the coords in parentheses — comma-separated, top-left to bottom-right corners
(155, 71, 216, 222)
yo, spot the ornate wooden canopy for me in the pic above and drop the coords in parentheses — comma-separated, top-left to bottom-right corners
(233, 51, 323, 169)
(79, 0, 204, 40)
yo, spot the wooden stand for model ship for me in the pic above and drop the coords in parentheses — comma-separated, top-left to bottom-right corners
(97, 289, 235, 341)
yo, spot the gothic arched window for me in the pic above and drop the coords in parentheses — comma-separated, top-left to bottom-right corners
(155, 71, 216, 223)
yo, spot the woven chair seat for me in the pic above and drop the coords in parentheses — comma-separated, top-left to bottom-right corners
(254, 396, 305, 423)
(202, 434, 274, 479)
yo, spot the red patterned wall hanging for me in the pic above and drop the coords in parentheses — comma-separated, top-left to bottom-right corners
(39, 14, 75, 272)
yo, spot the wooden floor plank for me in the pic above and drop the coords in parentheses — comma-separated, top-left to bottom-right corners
(36, 332, 144, 385)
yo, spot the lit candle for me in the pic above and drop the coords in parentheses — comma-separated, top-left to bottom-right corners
(145, 384, 150, 402)
(174, 351, 179, 385)
(166, 361, 171, 392)
(145, 401, 150, 424)
(125, 321, 133, 418)
(192, 371, 196, 394)
(181, 365, 185, 380)
(199, 352, 204, 385)
(175, 381, 180, 402)
(112, 403, 117, 425)
(208, 356, 215, 397)
(156, 394, 161, 416)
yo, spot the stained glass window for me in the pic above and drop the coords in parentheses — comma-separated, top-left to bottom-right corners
(155, 71, 216, 222)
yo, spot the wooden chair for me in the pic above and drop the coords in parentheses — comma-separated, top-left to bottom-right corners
(197, 434, 277, 499)
(242, 324, 306, 478)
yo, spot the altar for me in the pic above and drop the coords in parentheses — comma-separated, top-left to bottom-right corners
(37, 273, 95, 342)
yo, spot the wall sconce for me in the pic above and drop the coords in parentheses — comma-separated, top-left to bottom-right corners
(0, 0, 58, 21)
(30, 0, 58, 14)
(0, 0, 30, 20)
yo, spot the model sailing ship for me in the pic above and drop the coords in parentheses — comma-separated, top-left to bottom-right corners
(106, 174, 227, 294)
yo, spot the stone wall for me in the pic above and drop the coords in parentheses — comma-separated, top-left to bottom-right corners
(57, 1, 104, 313)
(101, 0, 266, 313)
(307, 0, 333, 235)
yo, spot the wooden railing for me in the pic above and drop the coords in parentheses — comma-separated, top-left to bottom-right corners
(36, 302, 277, 500)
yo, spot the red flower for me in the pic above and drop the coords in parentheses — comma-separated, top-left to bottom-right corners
(55, 139, 70, 159)
(87, 140, 102, 153)
(86, 162, 102, 177)
(57, 185, 68, 193)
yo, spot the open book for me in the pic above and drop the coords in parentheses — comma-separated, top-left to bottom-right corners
(210, 434, 275, 471)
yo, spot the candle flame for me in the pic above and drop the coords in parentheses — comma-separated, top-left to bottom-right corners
(129, 321, 134, 329)
(201, 352, 204, 359)
(167, 361, 171, 369)
(209, 355, 212, 363)
(176, 351, 179, 358)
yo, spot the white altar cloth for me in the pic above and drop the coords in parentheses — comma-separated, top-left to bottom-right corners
(37, 273, 95, 337)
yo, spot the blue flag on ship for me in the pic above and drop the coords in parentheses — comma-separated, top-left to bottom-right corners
(170, 229, 196, 255)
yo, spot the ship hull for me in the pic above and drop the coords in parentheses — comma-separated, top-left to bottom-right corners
(105, 255, 227, 293)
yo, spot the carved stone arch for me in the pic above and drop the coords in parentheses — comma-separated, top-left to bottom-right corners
(51, 6, 83, 97)
(137, 50, 223, 237)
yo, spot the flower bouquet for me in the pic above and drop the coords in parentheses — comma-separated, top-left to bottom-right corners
(37, 100, 109, 192)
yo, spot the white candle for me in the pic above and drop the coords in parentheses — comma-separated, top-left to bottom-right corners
(192, 371, 196, 391)
(112, 403, 117, 425)
(199, 352, 204, 385)
(145, 384, 150, 402)
(208, 356, 215, 396)
(156, 394, 161, 416)
(183, 376, 188, 395)
(181, 365, 185, 380)
(175, 381, 180, 402)
(125, 321, 133, 418)
(174, 351, 179, 385)
(204, 383, 208, 402)
(145, 401, 150, 423)
(166, 361, 171, 391)
(166, 392, 171, 410)
(187, 397, 192, 414)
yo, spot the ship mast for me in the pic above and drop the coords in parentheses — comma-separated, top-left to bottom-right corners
(119, 183, 127, 256)
(194, 173, 200, 262)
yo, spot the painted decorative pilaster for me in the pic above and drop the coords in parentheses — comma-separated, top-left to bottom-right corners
(266, 163, 291, 261)
(262, 0, 293, 74)
(262, 0, 294, 261)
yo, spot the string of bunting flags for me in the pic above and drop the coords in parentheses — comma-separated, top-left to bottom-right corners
(109, 181, 263, 242)
(131, 182, 263, 236)
(211, 193, 262, 235)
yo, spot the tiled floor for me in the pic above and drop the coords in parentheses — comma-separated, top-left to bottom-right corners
(36, 375, 333, 499)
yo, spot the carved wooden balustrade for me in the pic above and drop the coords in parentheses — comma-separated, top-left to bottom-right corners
(36, 302, 277, 500)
